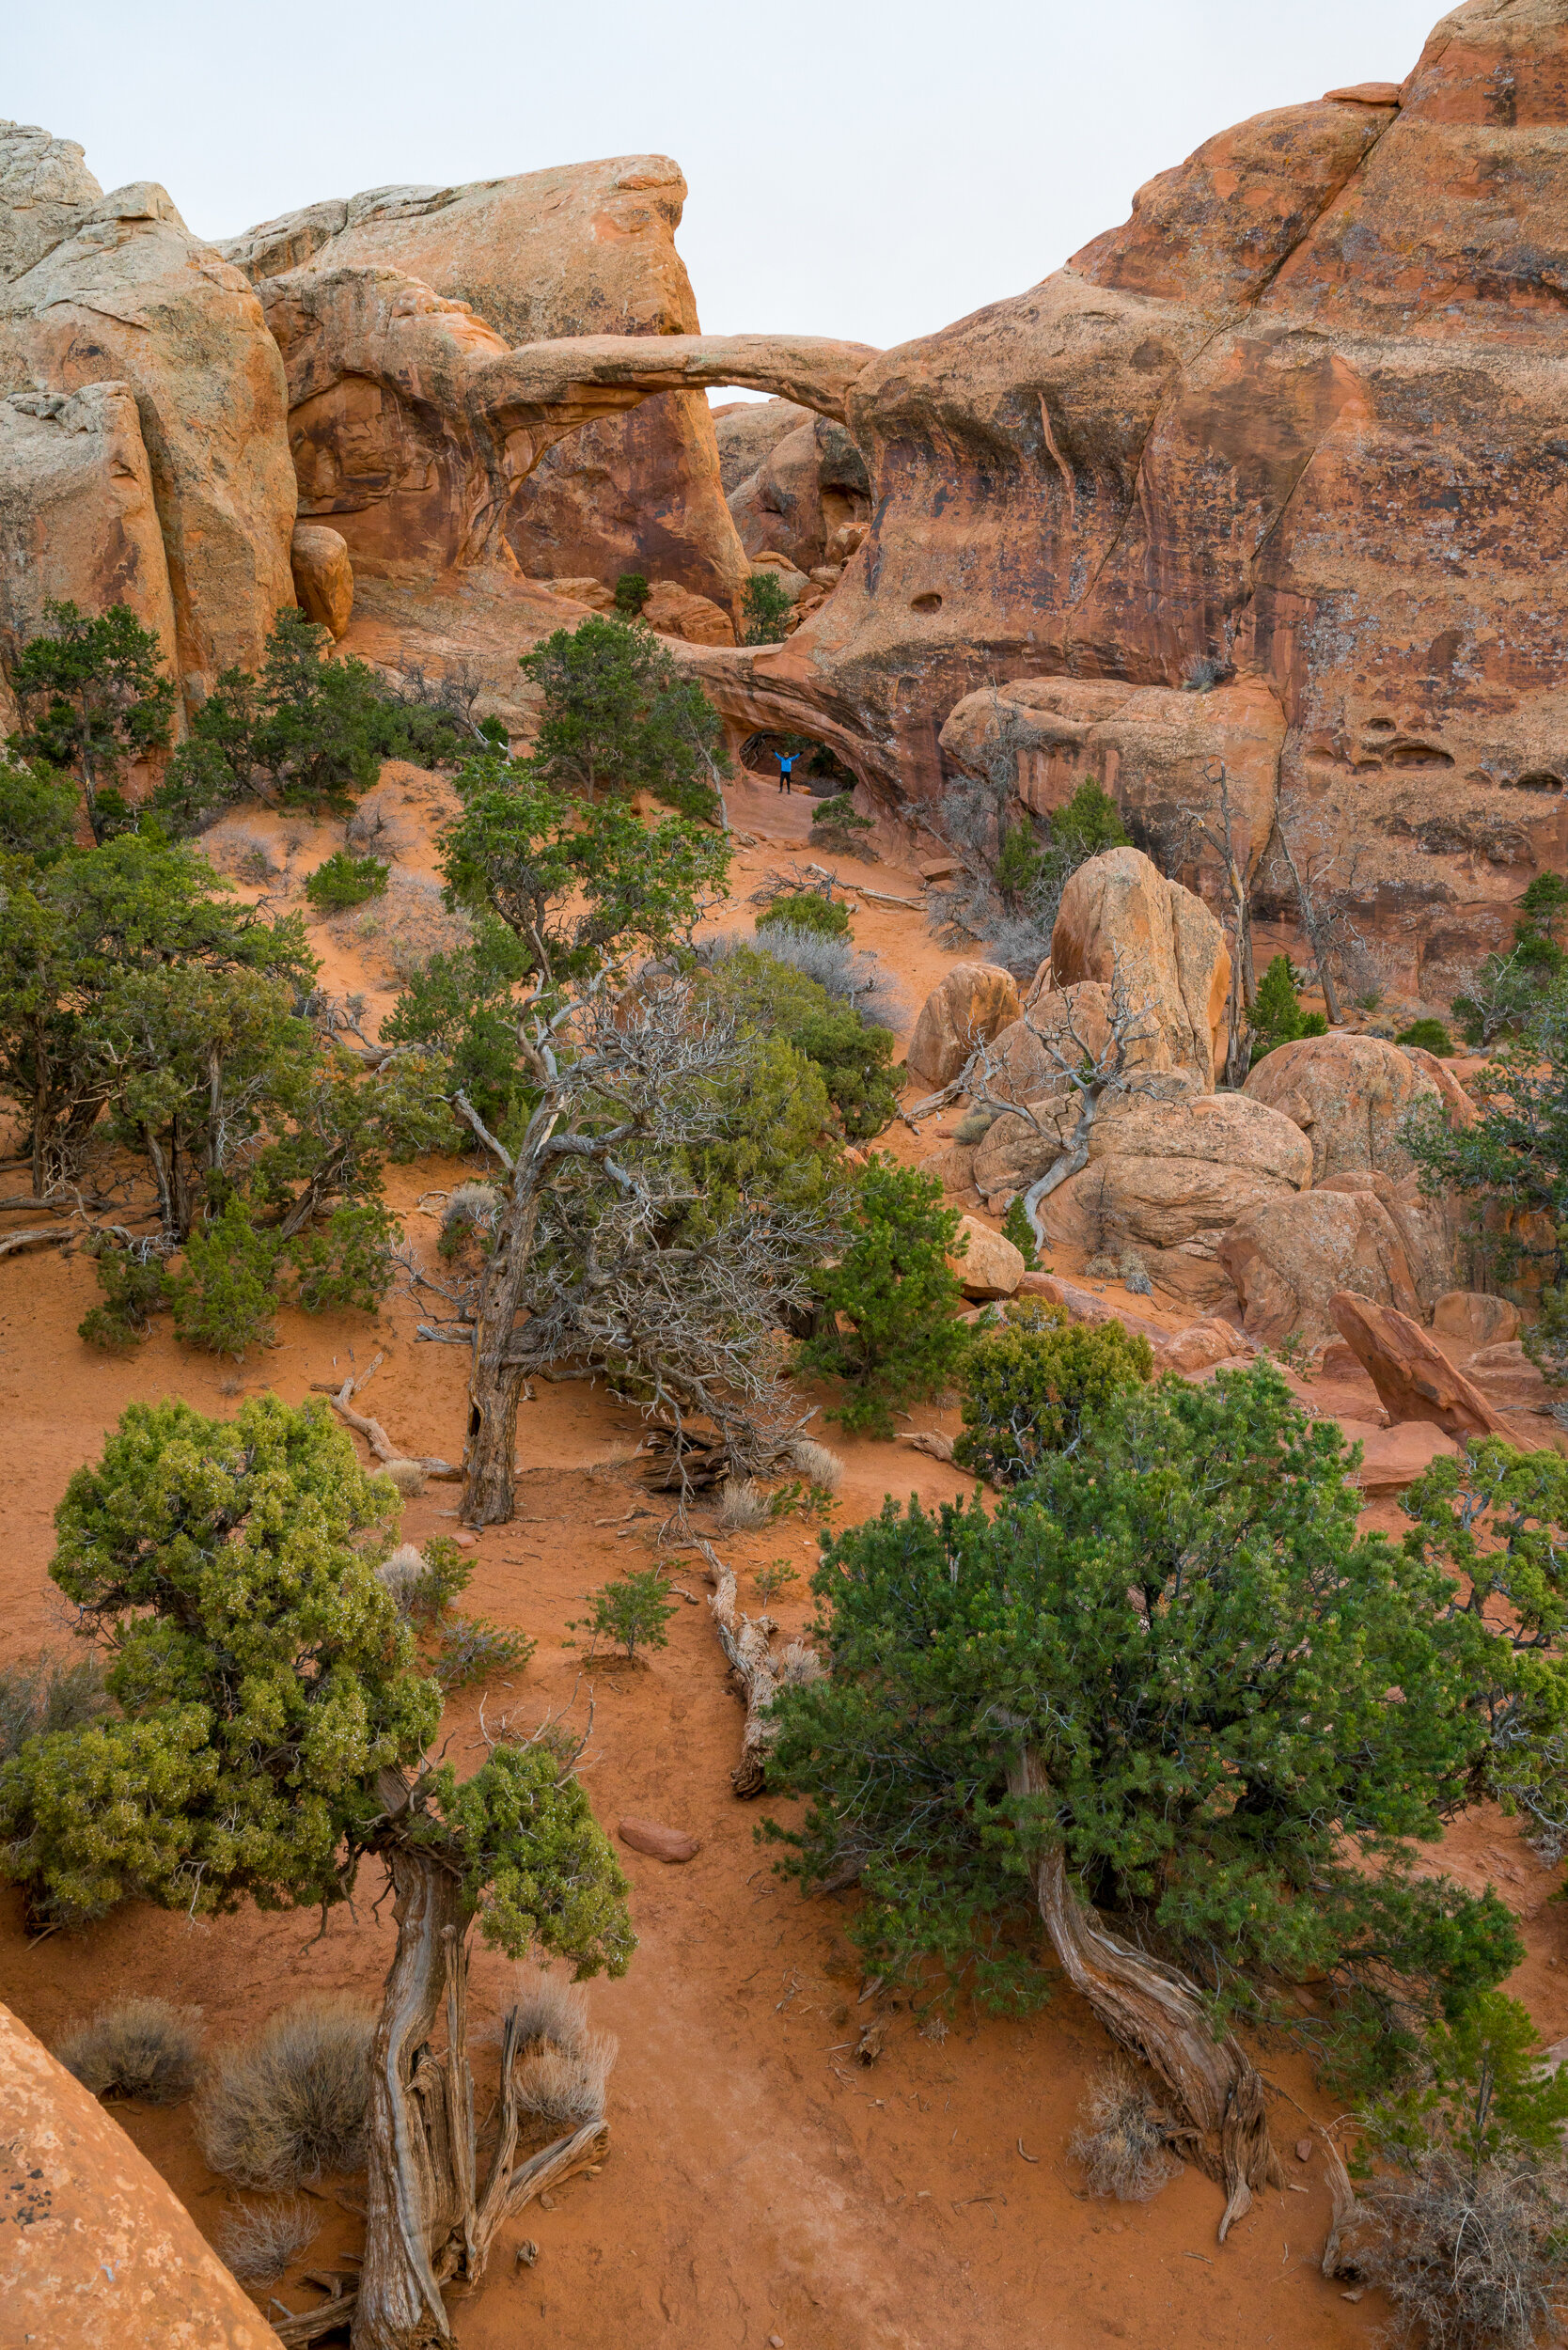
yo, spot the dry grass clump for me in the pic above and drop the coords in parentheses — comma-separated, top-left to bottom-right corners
(55, 1998, 202, 2104)
(0, 1647, 111, 1762)
(514, 2034, 617, 2134)
(1360, 2154, 1566, 2349)
(509, 1969, 589, 2055)
(785, 1435, 843, 1492)
(196, 1996, 374, 2187)
(1068, 2062, 1179, 2203)
(373, 1459, 427, 1498)
(717, 1475, 772, 1531)
(376, 1541, 428, 1616)
(217, 2196, 320, 2285)
(335, 870, 471, 981)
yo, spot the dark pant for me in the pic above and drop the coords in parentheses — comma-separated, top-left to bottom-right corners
(778, 769, 792, 792)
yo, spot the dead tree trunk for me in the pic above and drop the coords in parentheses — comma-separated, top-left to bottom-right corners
(462, 1181, 545, 1528)
(1005, 1747, 1281, 2241)
(1277, 823, 1345, 1026)
(698, 1540, 818, 1795)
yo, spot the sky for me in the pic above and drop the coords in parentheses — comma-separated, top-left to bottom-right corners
(8, 0, 1441, 368)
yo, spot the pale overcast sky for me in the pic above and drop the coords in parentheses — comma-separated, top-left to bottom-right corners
(9, 0, 1442, 356)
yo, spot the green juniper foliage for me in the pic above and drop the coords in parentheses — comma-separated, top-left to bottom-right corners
(1451, 871, 1568, 1047)
(1397, 1016, 1454, 1058)
(953, 1299, 1152, 1484)
(1403, 980, 1568, 1288)
(305, 851, 389, 912)
(700, 943, 899, 1141)
(767, 1366, 1520, 2024)
(613, 572, 650, 616)
(1249, 952, 1329, 1059)
(0, 755, 82, 865)
(1360, 1992, 1568, 2178)
(78, 1241, 175, 1355)
(566, 1570, 681, 1663)
(6, 602, 175, 843)
(799, 1155, 970, 1435)
(741, 572, 792, 646)
(381, 916, 533, 1138)
(1000, 1194, 1041, 1270)
(517, 617, 729, 821)
(809, 792, 875, 853)
(0, 1396, 633, 1980)
(755, 888, 853, 941)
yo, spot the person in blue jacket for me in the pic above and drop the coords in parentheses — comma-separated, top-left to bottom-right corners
(777, 752, 796, 794)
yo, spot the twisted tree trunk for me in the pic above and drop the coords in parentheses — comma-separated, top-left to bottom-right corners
(1006, 1747, 1282, 2240)
(462, 1188, 543, 1527)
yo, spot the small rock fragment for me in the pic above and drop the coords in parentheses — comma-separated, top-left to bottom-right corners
(516, 2239, 538, 2268)
(618, 1816, 700, 1863)
(1295, 2138, 1313, 2163)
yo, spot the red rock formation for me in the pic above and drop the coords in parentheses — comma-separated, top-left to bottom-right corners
(223, 161, 752, 611)
(0, 1999, 281, 2347)
(1328, 1291, 1513, 1437)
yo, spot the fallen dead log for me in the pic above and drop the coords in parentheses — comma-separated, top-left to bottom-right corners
(1319, 2130, 1370, 2280)
(326, 1376, 463, 1481)
(696, 1538, 821, 1795)
(0, 1227, 71, 1261)
(1006, 1745, 1282, 2242)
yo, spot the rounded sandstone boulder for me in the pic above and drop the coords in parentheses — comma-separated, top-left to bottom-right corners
(949, 1214, 1026, 1300)
(1050, 848, 1231, 1090)
(1217, 1188, 1421, 1347)
(290, 522, 354, 638)
(907, 963, 1022, 1088)
(1243, 1033, 1458, 1184)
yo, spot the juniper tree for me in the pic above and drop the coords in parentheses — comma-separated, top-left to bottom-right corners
(518, 616, 729, 819)
(6, 601, 174, 841)
(767, 1367, 1524, 2234)
(0, 1395, 633, 2350)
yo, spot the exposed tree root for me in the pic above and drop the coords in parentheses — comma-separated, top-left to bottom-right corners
(1007, 1747, 1282, 2241)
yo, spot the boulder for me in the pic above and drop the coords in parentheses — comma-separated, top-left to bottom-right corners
(1350, 1420, 1462, 1493)
(0, 119, 102, 286)
(983, 981, 1113, 1103)
(920, 1138, 979, 1197)
(224, 157, 749, 612)
(1244, 1033, 1449, 1184)
(0, 175, 296, 705)
(0, 383, 180, 684)
(1433, 1291, 1520, 1352)
(950, 1214, 1025, 1300)
(619, 1816, 700, 1863)
(1050, 848, 1231, 1089)
(1328, 1292, 1513, 1439)
(711, 396, 812, 496)
(971, 1100, 1076, 1200)
(0, 1999, 282, 2347)
(1217, 1190, 1421, 1346)
(1463, 1339, 1553, 1417)
(1316, 1168, 1461, 1318)
(1159, 1318, 1248, 1374)
(547, 575, 617, 611)
(641, 579, 735, 646)
(727, 414, 871, 575)
(290, 521, 353, 637)
(907, 962, 1021, 1087)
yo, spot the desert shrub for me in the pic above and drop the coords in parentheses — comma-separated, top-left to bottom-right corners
(338, 868, 474, 982)
(701, 941, 900, 1139)
(1453, 873, 1568, 1046)
(809, 793, 874, 855)
(196, 1997, 376, 2186)
(55, 1998, 202, 2104)
(1068, 2063, 1179, 2202)
(171, 1201, 281, 1357)
(8, 601, 174, 842)
(376, 1538, 473, 1628)
(717, 1476, 773, 1530)
(217, 2196, 320, 2285)
(0, 1648, 111, 1763)
(514, 2032, 617, 2131)
(766, 1364, 1521, 2020)
(747, 923, 906, 1031)
(1399, 1016, 1455, 1057)
(756, 888, 852, 941)
(785, 1434, 843, 1492)
(435, 1615, 535, 1688)
(1000, 1195, 1041, 1270)
(305, 850, 389, 912)
(384, 917, 532, 1136)
(566, 1571, 679, 1663)
(518, 616, 729, 821)
(77, 1240, 175, 1354)
(798, 1156, 971, 1436)
(933, 774, 1129, 977)
(953, 1306, 1152, 1484)
(1248, 953, 1328, 1059)
(756, 1559, 802, 1606)
(509, 1968, 588, 2053)
(1404, 985, 1568, 1288)
(613, 572, 650, 616)
(741, 572, 792, 645)
(1360, 2153, 1566, 2350)
(954, 1107, 996, 1145)
(0, 754, 81, 865)
(1353, 1993, 1568, 2348)
(440, 1182, 502, 1259)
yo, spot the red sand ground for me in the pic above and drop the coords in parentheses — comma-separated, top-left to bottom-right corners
(1, 768, 1562, 2348)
